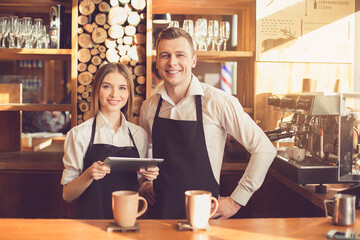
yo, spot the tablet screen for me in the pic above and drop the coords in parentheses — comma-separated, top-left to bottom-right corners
(103, 157, 164, 172)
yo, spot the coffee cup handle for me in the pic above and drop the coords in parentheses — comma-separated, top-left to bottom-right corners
(209, 197, 219, 219)
(137, 196, 148, 218)
(323, 199, 333, 219)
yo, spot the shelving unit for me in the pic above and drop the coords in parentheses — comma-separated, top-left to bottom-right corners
(147, 0, 256, 113)
(0, 0, 77, 152)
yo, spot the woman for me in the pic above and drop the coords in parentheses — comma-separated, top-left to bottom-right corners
(61, 63, 158, 219)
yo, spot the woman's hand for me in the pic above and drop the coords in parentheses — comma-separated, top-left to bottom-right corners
(88, 161, 111, 180)
(138, 166, 159, 181)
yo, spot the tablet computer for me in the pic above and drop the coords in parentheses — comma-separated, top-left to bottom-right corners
(103, 157, 164, 171)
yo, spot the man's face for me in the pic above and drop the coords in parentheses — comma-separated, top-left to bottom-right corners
(156, 37, 197, 90)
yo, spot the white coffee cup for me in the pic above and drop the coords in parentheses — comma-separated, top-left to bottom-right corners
(185, 190, 219, 228)
(286, 147, 305, 161)
(112, 190, 147, 227)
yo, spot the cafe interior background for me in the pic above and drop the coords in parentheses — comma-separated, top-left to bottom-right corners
(0, 0, 359, 219)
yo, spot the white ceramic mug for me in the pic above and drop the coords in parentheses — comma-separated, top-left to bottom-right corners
(112, 190, 147, 227)
(185, 190, 219, 228)
(324, 194, 356, 226)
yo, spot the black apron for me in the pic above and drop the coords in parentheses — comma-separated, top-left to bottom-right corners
(148, 95, 219, 219)
(76, 117, 139, 219)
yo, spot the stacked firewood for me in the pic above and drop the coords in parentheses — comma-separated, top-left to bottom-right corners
(77, 0, 147, 125)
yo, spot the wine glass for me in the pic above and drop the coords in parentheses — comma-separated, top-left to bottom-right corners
(23, 17, 32, 48)
(168, 21, 179, 28)
(208, 20, 215, 51)
(33, 18, 43, 48)
(8, 16, 19, 48)
(195, 18, 207, 51)
(213, 20, 223, 51)
(221, 21, 230, 51)
(16, 18, 24, 48)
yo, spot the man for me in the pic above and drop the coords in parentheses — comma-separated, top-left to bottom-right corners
(139, 27, 277, 219)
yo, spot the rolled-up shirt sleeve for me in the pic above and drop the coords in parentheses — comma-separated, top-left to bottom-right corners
(222, 95, 277, 206)
(61, 128, 87, 185)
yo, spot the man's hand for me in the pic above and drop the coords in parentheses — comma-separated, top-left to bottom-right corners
(211, 196, 241, 219)
(138, 181, 156, 205)
(88, 161, 110, 180)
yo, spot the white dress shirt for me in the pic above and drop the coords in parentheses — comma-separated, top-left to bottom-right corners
(61, 112, 148, 185)
(139, 75, 277, 206)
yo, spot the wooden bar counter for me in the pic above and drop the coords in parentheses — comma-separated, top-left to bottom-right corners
(1, 216, 359, 240)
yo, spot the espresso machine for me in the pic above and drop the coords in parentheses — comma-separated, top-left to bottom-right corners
(267, 92, 360, 192)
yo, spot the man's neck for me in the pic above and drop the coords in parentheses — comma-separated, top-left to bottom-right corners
(165, 76, 192, 105)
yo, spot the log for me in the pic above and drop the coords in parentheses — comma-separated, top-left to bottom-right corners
(137, 24, 146, 33)
(131, 0, 146, 11)
(98, 45, 107, 52)
(127, 11, 141, 26)
(83, 23, 94, 33)
(93, 0, 102, 4)
(87, 64, 97, 73)
(92, 27, 107, 44)
(86, 85, 93, 93)
(78, 119, 84, 124)
(110, 0, 119, 6)
(108, 25, 124, 39)
(77, 95, 83, 101)
(135, 85, 145, 94)
(105, 38, 117, 49)
(134, 65, 146, 76)
(106, 48, 120, 63)
(99, 52, 106, 59)
(136, 75, 145, 84)
(119, 0, 130, 4)
(79, 0, 95, 15)
(130, 59, 137, 67)
(123, 36, 133, 45)
(91, 55, 102, 66)
(78, 100, 90, 112)
(120, 55, 131, 65)
(82, 91, 90, 99)
(134, 33, 145, 44)
(92, 22, 98, 29)
(98, 1, 110, 12)
(103, 23, 110, 29)
(108, 7, 127, 25)
(77, 85, 86, 94)
(78, 48, 91, 63)
(78, 33, 93, 48)
(95, 13, 107, 26)
(77, 27, 84, 34)
(87, 96, 92, 102)
(78, 15, 89, 25)
(90, 48, 99, 56)
(78, 114, 83, 119)
(124, 25, 136, 36)
(78, 71, 93, 85)
(77, 62, 87, 72)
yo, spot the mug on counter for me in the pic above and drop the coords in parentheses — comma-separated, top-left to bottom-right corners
(112, 190, 147, 227)
(185, 190, 219, 228)
(324, 193, 356, 226)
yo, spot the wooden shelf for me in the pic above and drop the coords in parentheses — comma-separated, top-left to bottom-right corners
(0, 104, 71, 111)
(151, 50, 254, 62)
(0, 0, 72, 14)
(0, 48, 72, 60)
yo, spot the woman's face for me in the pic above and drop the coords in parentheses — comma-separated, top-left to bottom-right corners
(98, 72, 129, 115)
